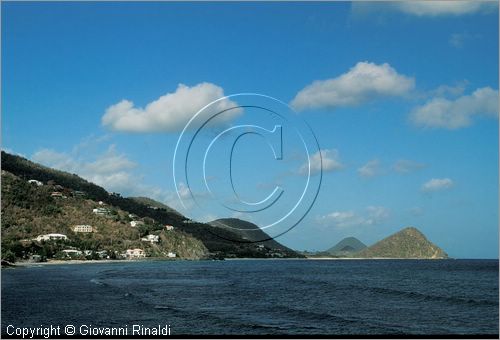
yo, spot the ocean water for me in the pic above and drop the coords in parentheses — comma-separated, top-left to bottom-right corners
(1, 259, 498, 336)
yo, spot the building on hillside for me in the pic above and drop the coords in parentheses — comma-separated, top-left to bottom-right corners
(96, 250, 109, 259)
(125, 248, 146, 258)
(130, 220, 145, 227)
(28, 179, 43, 186)
(62, 249, 82, 257)
(73, 225, 94, 233)
(51, 191, 64, 198)
(73, 190, 86, 197)
(93, 207, 111, 215)
(34, 233, 68, 242)
(165, 225, 174, 231)
(167, 252, 176, 258)
(141, 234, 159, 243)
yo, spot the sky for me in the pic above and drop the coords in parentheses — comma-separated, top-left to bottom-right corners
(2, 1, 499, 258)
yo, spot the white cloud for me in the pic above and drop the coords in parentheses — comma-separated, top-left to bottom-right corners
(357, 159, 382, 178)
(396, 1, 497, 17)
(365, 206, 390, 225)
(299, 149, 343, 176)
(422, 178, 454, 192)
(410, 87, 498, 129)
(317, 206, 390, 228)
(291, 62, 415, 111)
(32, 145, 140, 194)
(84, 145, 136, 174)
(175, 181, 192, 201)
(431, 81, 468, 98)
(102, 82, 241, 133)
(319, 211, 362, 228)
(393, 159, 425, 173)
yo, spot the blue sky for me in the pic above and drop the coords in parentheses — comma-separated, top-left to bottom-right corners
(2, 1, 498, 258)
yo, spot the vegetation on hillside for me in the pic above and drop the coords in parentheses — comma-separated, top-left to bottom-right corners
(1, 151, 301, 261)
(210, 218, 305, 258)
(354, 227, 448, 259)
(1, 170, 207, 261)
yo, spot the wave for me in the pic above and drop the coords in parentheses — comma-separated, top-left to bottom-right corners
(368, 286, 498, 307)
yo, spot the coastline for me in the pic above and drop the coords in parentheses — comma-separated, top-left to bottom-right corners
(11, 258, 163, 267)
(4, 256, 479, 267)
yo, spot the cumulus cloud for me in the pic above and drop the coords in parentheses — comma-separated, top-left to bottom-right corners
(365, 206, 390, 225)
(317, 206, 390, 228)
(410, 87, 498, 129)
(421, 178, 454, 192)
(299, 149, 343, 176)
(396, 1, 497, 16)
(393, 159, 426, 173)
(32, 145, 139, 194)
(102, 82, 241, 133)
(357, 159, 382, 178)
(431, 81, 468, 98)
(291, 62, 415, 111)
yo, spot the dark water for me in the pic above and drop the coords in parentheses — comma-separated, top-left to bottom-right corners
(2, 259, 498, 336)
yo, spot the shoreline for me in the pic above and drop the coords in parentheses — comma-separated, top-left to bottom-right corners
(10, 258, 178, 267)
(4, 257, 493, 267)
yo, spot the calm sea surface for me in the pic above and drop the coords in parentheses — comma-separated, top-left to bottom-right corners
(1, 259, 498, 336)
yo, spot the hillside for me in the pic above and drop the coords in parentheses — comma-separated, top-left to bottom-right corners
(128, 196, 183, 217)
(209, 218, 303, 258)
(326, 237, 367, 256)
(1, 151, 300, 261)
(1, 170, 207, 261)
(354, 227, 448, 259)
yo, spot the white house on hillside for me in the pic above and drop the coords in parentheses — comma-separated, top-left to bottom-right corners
(34, 233, 68, 242)
(73, 225, 93, 233)
(28, 179, 43, 186)
(141, 234, 159, 243)
(62, 249, 82, 256)
(125, 248, 146, 258)
(130, 220, 145, 227)
(93, 207, 111, 215)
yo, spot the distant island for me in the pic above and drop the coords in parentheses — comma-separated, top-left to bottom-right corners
(1, 151, 449, 264)
(305, 227, 448, 259)
(326, 236, 367, 256)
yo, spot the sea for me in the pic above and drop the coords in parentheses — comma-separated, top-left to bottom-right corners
(1, 259, 498, 337)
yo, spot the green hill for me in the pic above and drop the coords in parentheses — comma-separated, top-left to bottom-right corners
(209, 218, 303, 258)
(1, 151, 301, 261)
(1, 169, 207, 261)
(354, 227, 448, 259)
(326, 237, 367, 256)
